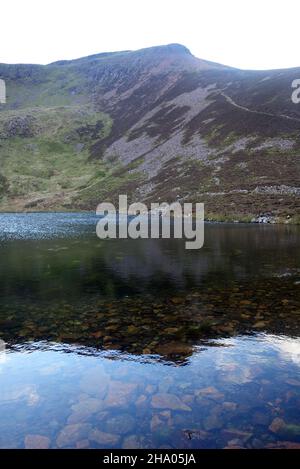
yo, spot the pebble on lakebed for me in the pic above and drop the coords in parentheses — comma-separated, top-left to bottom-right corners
(24, 434, 51, 449)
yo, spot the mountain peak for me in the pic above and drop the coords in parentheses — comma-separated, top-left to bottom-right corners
(142, 43, 192, 55)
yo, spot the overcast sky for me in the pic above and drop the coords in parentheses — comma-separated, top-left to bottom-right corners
(1, 0, 299, 70)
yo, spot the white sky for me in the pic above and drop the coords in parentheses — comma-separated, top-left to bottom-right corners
(0, 0, 299, 70)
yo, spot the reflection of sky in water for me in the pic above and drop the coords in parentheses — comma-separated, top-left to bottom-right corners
(263, 335, 300, 366)
(0, 334, 300, 449)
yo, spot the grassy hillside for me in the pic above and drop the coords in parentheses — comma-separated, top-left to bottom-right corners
(0, 104, 115, 210)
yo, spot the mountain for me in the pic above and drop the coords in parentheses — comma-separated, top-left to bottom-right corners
(0, 43, 299, 222)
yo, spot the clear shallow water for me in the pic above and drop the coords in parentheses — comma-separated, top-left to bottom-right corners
(0, 213, 299, 449)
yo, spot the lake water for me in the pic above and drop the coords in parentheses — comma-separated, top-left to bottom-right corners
(0, 213, 299, 449)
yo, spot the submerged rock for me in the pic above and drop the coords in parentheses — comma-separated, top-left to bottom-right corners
(222, 429, 252, 441)
(151, 393, 191, 411)
(286, 379, 300, 387)
(196, 386, 224, 401)
(89, 428, 120, 446)
(122, 435, 141, 449)
(24, 434, 50, 449)
(104, 381, 138, 408)
(105, 414, 136, 435)
(135, 394, 148, 407)
(222, 401, 238, 411)
(269, 417, 286, 434)
(266, 441, 300, 449)
(155, 342, 192, 357)
(68, 397, 104, 424)
(56, 423, 92, 448)
(269, 418, 300, 438)
(76, 439, 90, 449)
(253, 321, 267, 329)
(170, 297, 185, 305)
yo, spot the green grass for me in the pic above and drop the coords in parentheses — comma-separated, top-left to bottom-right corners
(0, 100, 146, 211)
(5, 66, 88, 109)
(0, 104, 114, 208)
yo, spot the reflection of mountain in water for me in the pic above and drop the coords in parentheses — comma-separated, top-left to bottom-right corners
(0, 221, 299, 303)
